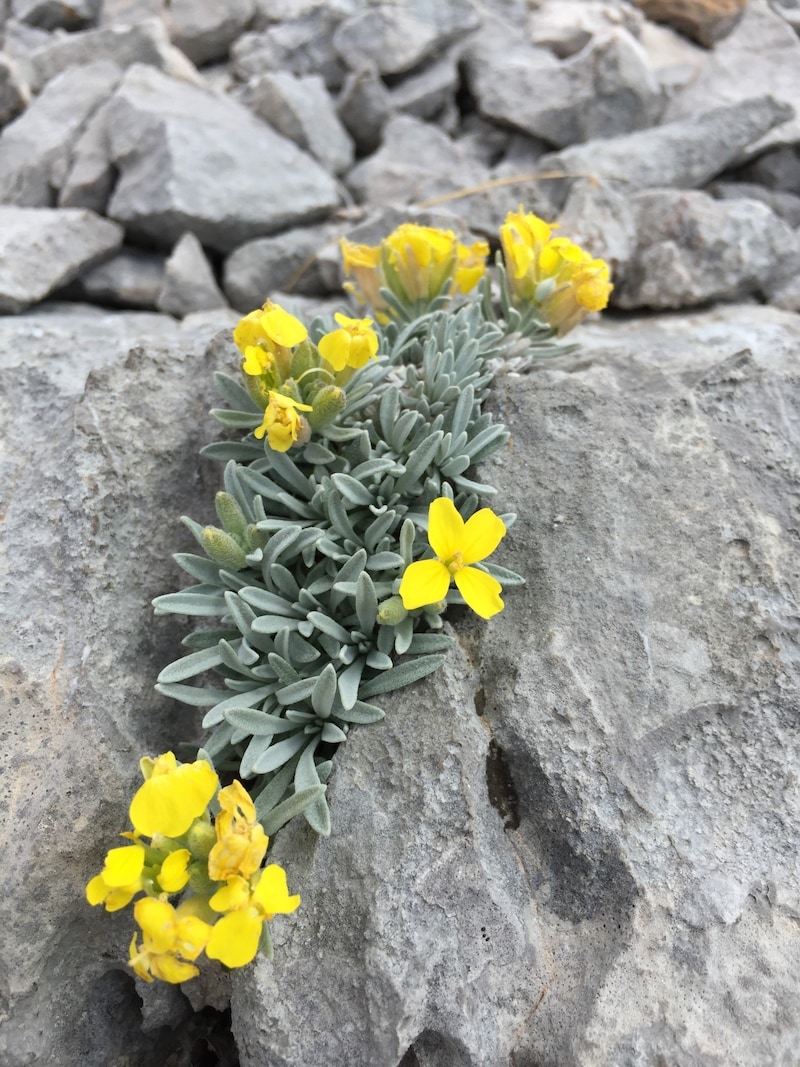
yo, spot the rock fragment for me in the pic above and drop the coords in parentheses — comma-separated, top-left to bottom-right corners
(613, 189, 800, 309)
(104, 64, 340, 253)
(11, 0, 101, 31)
(388, 52, 458, 123)
(0, 60, 121, 206)
(540, 96, 794, 209)
(66, 247, 166, 309)
(166, 0, 255, 67)
(238, 71, 354, 175)
(223, 222, 339, 311)
(632, 0, 748, 47)
(232, 9, 348, 90)
(0, 206, 123, 313)
(0, 52, 29, 127)
(157, 232, 228, 317)
(58, 101, 115, 214)
(527, 0, 644, 58)
(709, 182, 800, 228)
(336, 63, 392, 156)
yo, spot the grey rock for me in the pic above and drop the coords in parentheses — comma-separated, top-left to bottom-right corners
(27, 16, 201, 93)
(238, 70, 354, 176)
(1, 17, 51, 86)
(388, 52, 459, 122)
(99, 0, 165, 22)
(345, 114, 489, 210)
(0, 52, 29, 128)
(557, 178, 638, 279)
(157, 231, 228, 317)
(336, 63, 392, 156)
(733, 145, 800, 193)
(463, 25, 662, 149)
(66, 246, 166, 308)
(166, 0, 254, 67)
(769, 273, 800, 312)
(540, 95, 794, 210)
(614, 189, 800, 309)
(58, 100, 114, 213)
(223, 221, 340, 311)
(636, 17, 707, 94)
(232, 303, 800, 1067)
(104, 63, 340, 253)
(664, 1, 800, 155)
(0, 303, 236, 1067)
(0, 207, 123, 312)
(332, 0, 479, 77)
(253, 0, 354, 22)
(11, 0, 100, 30)
(231, 10, 349, 92)
(709, 181, 800, 228)
(0, 60, 120, 206)
(527, 0, 644, 58)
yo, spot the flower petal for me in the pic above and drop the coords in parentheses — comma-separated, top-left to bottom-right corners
(427, 498, 463, 561)
(129, 758, 219, 838)
(158, 848, 191, 894)
(399, 559, 451, 610)
(102, 844, 145, 887)
(206, 909, 263, 969)
(459, 509, 507, 565)
(454, 566, 504, 619)
(252, 864, 301, 918)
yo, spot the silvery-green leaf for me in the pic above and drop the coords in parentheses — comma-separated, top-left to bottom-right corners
(311, 663, 337, 719)
(173, 553, 224, 584)
(240, 586, 300, 616)
(240, 733, 277, 779)
(307, 611, 351, 644)
(202, 684, 276, 728)
(210, 408, 262, 430)
(463, 423, 507, 459)
(260, 785, 327, 836)
(298, 620, 314, 638)
(152, 587, 227, 617)
(399, 517, 416, 565)
(389, 409, 421, 451)
(355, 570, 377, 634)
(481, 561, 525, 585)
(377, 623, 395, 656)
(379, 385, 399, 430)
(338, 642, 357, 665)
(261, 526, 302, 569)
(268, 653, 300, 686)
(287, 631, 321, 664)
(331, 473, 375, 507)
(327, 492, 358, 542)
(334, 699, 385, 724)
(285, 708, 316, 723)
(276, 675, 317, 705)
(394, 616, 414, 655)
(201, 441, 263, 462)
(439, 455, 471, 478)
(251, 614, 302, 635)
(253, 751, 303, 820)
(364, 510, 397, 553)
(303, 442, 336, 464)
(452, 474, 497, 496)
(216, 639, 261, 679)
(267, 450, 315, 500)
(303, 791, 331, 836)
(407, 632, 455, 653)
(182, 629, 238, 650)
(321, 722, 347, 744)
(155, 682, 228, 706)
(338, 657, 364, 710)
(157, 645, 225, 684)
(274, 491, 316, 518)
(213, 371, 262, 412)
(224, 708, 298, 736)
(269, 563, 300, 601)
(449, 383, 475, 440)
(202, 721, 235, 761)
(366, 649, 392, 671)
(359, 653, 446, 698)
(258, 923, 274, 962)
(252, 730, 308, 774)
(366, 552, 404, 572)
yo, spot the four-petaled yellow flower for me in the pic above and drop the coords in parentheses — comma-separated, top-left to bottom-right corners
(318, 313, 380, 372)
(86, 844, 146, 912)
(254, 391, 313, 452)
(129, 897, 213, 984)
(233, 301, 308, 357)
(499, 208, 612, 335)
(206, 865, 301, 969)
(208, 781, 269, 881)
(129, 752, 219, 839)
(399, 498, 507, 619)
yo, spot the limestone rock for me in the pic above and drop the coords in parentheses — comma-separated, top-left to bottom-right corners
(166, 0, 255, 66)
(664, 1, 800, 154)
(0, 207, 123, 312)
(157, 231, 228, 317)
(527, 0, 644, 58)
(0, 52, 29, 127)
(66, 246, 166, 309)
(27, 16, 201, 92)
(332, 0, 478, 77)
(11, 0, 100, 30)
(557, 178, 638, 279)
(238, 70, 354, 176)
(463, 25, 662, 149)
(632, 0, 748, 46)
(0, 60, 121, 206)
(709, 181, 800, 228)
(58, 101, 115, 213)
(104, 64, 340, 252)
(231, 9, 348, 91)
(223, 222, 339, 311)
(388, 52, 459, 123)
(613, 189, 800, 309)
(336, 63, 392, 156)
(540, 95, 793, 210)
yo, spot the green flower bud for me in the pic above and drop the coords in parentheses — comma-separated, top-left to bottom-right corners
(377, 595, 409, 625)
(307, 384, 346, 431)
(289, 338, 320, 379)
(215, 492, 247, 538)
(200, 526, 248, 571)
(243, 373, 272, 409)
(244, 523, 268, 551)
(277, 377, 303, 404)
(187, 861, 216, 896)
(186, 819, 217, 861)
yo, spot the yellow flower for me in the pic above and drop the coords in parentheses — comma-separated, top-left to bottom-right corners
(454, 239, 490, 294)
(206, 865, 301, 969)
(129, 897, 213, 984)
(499, 208, 612, 335)
(208, 781, 269, 881)
(233, 302, 307, 356)
(340, 239, 386, 315)
(129, 752, 219, 839)
(254, 391, 313, 452)
(157, 848, 192, 894)
(318, 313, 380, 372)
(86, 844, 145, 912)
(399, 498, 507, 619)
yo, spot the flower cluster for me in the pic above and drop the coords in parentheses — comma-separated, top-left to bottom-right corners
(233, 299, 380, 451)
(341, 222, 490, 319)
(499, 208, 613, 335)
(87, 752, 300, 983)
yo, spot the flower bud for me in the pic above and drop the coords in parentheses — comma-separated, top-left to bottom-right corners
(377, 596, 409, 625)
(289, 338, 319, 380)
(186, 819, 217, 862)
(200, 527, 248, 571)
(307, 384, 346, 430)
(215, 492, 247, 538)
